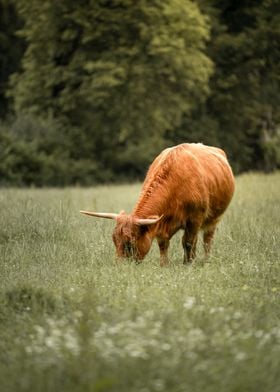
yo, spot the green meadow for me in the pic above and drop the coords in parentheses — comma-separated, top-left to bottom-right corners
(0, 172, 280, 392)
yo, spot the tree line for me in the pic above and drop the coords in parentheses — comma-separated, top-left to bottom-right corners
(0, 0, 279, 186)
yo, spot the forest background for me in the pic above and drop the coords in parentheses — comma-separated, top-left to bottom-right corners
(0, 0, 279, 186)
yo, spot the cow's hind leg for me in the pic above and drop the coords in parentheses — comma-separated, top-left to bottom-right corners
(182, 222, 200, 264)
(203, 224, 217, 257)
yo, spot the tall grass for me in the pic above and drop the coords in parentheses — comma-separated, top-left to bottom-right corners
(0, 173, 279, 392)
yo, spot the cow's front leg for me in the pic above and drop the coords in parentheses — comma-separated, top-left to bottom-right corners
(182, 234, 198, 263)
(182, 224, 199, 264)
(157, 238, 170, 267)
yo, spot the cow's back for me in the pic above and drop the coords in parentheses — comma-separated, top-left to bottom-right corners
(134, 143, 234, 226)
(177, 144, 235, 225)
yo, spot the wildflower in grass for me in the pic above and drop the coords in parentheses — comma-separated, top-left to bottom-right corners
(27, 318, 80, 360)
(162, 343, 171, 351)
(235, 352, 247, 361)
(209, 306, 225, 314)
(233, 311, 242, 319)
(255, 330, 264, 338)
(271, 326, 280, 339)
(187, 328, 206, 350)
(153, 379, 165, 391)
(183, 296, 196, 310)
(93, 315, 166, 360)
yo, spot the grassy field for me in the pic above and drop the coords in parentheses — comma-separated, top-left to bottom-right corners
(0, 172, 280, 392)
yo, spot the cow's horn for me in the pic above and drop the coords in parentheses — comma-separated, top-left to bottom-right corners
(135, 215, 163, 226)
(80, 211, 118, 220)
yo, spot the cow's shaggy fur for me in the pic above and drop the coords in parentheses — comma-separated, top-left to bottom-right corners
(82, 143, 235, 265)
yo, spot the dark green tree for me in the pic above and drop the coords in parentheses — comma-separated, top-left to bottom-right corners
(194, 0, 280, 172)
(0, 0, 24, 118)
(9, 0, 213, 178)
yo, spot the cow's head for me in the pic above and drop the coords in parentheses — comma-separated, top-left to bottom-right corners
(80, 210, 162, 261)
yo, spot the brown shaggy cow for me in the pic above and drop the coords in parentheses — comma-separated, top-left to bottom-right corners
(80, 143, 235, 266)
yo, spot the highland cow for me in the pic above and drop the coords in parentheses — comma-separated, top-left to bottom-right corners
(80, 143, 235, 266)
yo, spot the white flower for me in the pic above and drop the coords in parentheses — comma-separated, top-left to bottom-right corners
(235, 352, 246, 361)
(153, 379, 164, 391)
(183, 297, 196, 310)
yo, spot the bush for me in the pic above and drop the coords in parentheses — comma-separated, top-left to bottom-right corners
(0, 115, 103, 186)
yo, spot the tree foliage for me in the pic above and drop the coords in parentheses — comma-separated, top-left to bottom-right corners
(9, 0, 213, 178)
(0, 0, 279, 185)
(0, 0, 24, 118)
(198, 0, 280, 171)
